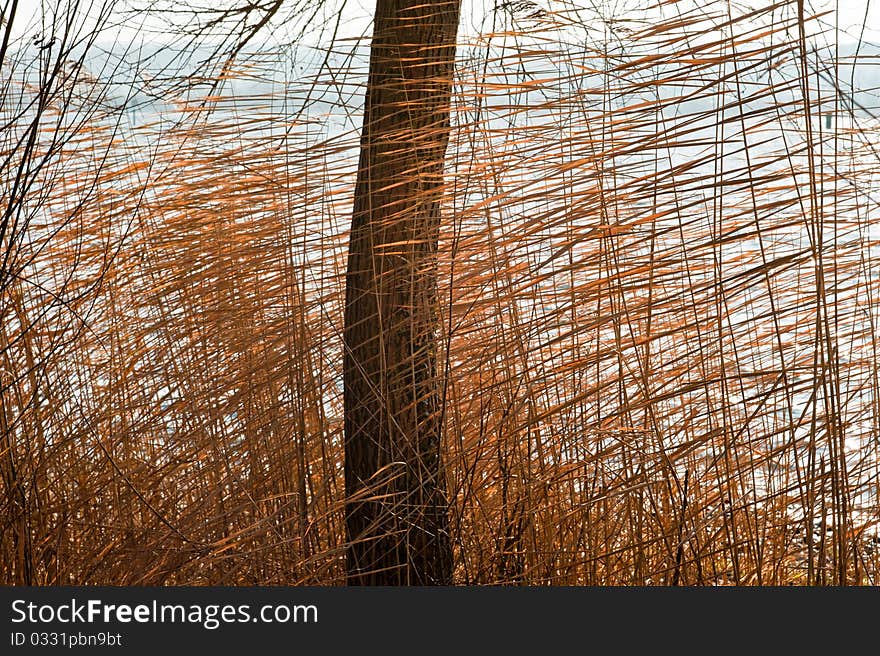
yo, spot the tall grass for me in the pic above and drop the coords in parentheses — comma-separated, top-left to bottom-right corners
(2, 0, 879, 584)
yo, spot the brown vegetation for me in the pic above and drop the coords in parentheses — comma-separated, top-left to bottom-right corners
(1, 0, 879, 585)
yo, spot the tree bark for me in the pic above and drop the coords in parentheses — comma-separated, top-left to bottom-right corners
(343, 0, 460, 585)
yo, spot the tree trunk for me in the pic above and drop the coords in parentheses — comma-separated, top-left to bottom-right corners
(343, 0, 460, 585)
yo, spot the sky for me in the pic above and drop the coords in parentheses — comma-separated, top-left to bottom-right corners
(5, 0, 880, 45)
